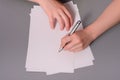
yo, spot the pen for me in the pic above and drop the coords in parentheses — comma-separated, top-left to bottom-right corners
(58, 20, 81, 53)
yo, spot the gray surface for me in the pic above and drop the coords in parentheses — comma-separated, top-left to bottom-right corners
(0, 0, 120, 80)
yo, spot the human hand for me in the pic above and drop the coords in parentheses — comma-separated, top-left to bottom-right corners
(60, 29, 94, 52)
(29, 0, 73, 31)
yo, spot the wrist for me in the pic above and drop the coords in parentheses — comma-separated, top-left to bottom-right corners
(84, 26, 98, 41)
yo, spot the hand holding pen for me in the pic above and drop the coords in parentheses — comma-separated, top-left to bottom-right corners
(58, 20, 81, 52)
(59, 20, 94, 52)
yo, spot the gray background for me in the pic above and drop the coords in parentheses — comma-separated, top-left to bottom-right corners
(0, 0, 120, 80)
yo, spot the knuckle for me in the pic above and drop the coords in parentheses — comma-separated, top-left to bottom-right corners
(57, 8, 62, 13)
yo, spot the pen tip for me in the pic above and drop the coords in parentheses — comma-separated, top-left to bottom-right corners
(58, 47, 63, 53)
(58, 50, 60, 53)
(58, 49, 61, 53)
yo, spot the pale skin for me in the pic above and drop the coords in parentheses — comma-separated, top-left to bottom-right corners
(30, 0, 120, 52)
(29, 0, 73, 31)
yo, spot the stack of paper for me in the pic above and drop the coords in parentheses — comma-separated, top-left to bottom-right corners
(26, 1, 95, 75)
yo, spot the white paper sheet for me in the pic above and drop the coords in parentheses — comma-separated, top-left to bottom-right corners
(26, 1, 94, 75)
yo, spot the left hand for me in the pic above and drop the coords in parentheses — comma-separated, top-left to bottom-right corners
(29, 0, 73, 31)
(60, 29, 94, 52)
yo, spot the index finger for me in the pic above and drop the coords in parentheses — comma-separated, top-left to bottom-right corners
(60, 35, 71, 48)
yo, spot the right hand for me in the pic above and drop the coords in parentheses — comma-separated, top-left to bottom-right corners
(29, 0, 73, 31)
(60, 29, 94, 52)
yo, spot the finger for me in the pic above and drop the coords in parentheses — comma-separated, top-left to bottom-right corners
(61, 36, 71, 48)
(64, 39, 78, 50)
(55, 14, 65, 30)
(72, 47, 84, 52)
(70, 43, 83, 51)
(59, 11, 70, 31)
(63, 7, 73, 28)
(48, 15, 56, 29)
